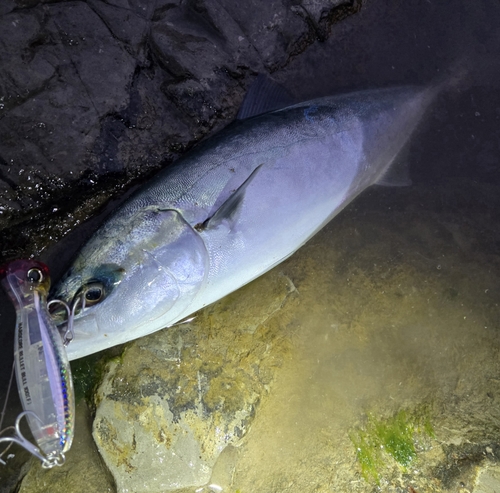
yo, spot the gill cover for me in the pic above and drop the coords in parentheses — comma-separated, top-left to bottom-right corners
(73, 208, 209, 337)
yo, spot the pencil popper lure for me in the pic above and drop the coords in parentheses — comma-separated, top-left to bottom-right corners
(0, 260, 79, 468)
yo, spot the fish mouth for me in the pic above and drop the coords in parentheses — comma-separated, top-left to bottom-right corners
(48, 302, 69, 326)
(48, 277, 93, 343)
(48, 295, 100, 357)
(64, 317, 105, 361)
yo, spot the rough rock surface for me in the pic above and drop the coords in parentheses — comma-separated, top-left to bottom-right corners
(92, 272, 297, 492)
(0, 0, 359, 261)
(475, 466, 500, 493)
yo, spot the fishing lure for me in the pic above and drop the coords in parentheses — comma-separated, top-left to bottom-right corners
(0, 260, 75, 468)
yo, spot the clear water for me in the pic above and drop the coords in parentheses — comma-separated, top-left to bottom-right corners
(217, 180, 500, 491)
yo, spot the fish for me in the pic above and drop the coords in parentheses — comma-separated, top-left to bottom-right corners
(53, 80, 440, 360)
(0, 260, 74, 468)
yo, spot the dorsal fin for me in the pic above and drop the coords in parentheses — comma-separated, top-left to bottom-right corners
(237, 75, 295, 119)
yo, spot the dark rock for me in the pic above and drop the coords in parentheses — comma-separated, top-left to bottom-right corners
(0, 0, 360, 262)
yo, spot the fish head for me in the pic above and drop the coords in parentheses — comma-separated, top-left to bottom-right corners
(52, 208, 209, 359)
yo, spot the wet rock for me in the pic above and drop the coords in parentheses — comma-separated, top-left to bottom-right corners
(474, 465, 500, 493)
(92, 272, 297, 492)
(0, 1, 136, 225)
(0, 0, 360, 260)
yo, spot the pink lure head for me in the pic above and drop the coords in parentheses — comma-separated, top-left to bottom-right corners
(0, 259, 51, 306)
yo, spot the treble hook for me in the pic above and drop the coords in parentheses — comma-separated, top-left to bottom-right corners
(0, 411, 65, 468)
(48, 292, 86, 346)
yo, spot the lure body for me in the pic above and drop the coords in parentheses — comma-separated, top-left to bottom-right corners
(0, 260, 74, 468)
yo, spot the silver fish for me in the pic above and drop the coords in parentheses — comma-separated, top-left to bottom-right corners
(54, 84, 438, 360)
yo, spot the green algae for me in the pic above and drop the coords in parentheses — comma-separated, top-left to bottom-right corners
(350, 407, 434, 484)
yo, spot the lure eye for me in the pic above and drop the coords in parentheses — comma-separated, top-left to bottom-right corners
(27, 268, 43, 284)
(83, 282, 104, 306)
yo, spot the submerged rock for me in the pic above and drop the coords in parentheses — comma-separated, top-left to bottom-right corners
(9, 181, 500, 493)
(475, 466, 500, 493)
(92, 272, 297, 492)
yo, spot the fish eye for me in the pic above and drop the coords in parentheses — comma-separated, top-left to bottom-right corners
(26, 268, 43, 283)
(83, 282, 104, 306)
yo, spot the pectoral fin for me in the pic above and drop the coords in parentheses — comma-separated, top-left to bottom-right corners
(195, 164, 264, 232)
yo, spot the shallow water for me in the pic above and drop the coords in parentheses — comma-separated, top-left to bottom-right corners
(5, 177, 500, 493)
(215, 179, 500, 492)
(1, 0, 500, 491)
